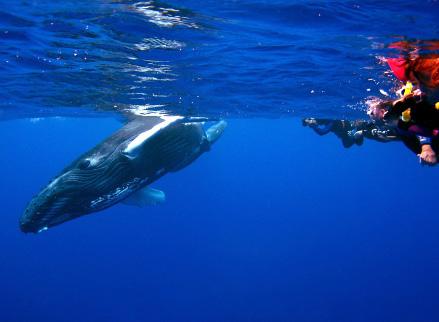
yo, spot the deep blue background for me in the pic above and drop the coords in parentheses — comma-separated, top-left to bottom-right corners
(2, 0, 439, 321)
(1, 118, 439, 322)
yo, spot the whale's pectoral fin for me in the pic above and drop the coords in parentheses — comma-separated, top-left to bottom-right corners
(122, 187, 166, 207)
(205, 120, 227, 145)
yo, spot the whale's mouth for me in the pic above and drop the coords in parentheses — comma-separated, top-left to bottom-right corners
(20, 214, 74, 233)
(20, 175, 144, 233)
(20, 195, 75, 233)
(19, 151, 132, 233)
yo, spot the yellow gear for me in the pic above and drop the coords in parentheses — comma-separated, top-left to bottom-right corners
(401, 108, 411, 122)
(403, 81, 413, 97)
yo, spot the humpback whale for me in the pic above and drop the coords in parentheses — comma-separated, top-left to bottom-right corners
(20, 116, 226, 233)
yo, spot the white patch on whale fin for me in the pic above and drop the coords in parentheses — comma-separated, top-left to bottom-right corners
(122, 187, 166, 207)
(123, 116, 183, 159)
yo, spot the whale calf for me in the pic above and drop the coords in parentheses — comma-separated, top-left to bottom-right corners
(20, 116, 226, 233)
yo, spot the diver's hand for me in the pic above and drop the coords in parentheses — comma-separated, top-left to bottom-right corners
(413, 89, 423, 97)
(418, 144, 437, 165)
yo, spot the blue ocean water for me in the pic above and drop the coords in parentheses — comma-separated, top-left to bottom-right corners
(1, 1, 439, 322)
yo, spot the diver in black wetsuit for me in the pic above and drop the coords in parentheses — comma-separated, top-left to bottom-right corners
(382, 45, 439, 165)
(368, 92, 439, 165)
(302, 118, 363, 148)
(302, 118, 399, 148)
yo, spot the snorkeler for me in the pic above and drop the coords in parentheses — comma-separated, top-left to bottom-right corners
(368, 96, 439, 165)
(302, 115, 439, 166)
(303, 118, 398, 148)
(302, 118, 364, 148)
(367, 41, 439, 164)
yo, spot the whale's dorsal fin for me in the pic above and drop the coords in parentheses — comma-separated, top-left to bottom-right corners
(122, 187, 166, 207)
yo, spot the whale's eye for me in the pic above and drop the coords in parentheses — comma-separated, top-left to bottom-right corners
(78, 159, 91, 170)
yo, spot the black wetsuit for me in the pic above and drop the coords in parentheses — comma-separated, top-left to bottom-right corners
(385, 97, 439, 157)
(304, 119, 361, 148)
(390, 97, 439, 136)
(355, 121, 398, 143)
(303, 119, 398, 148)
